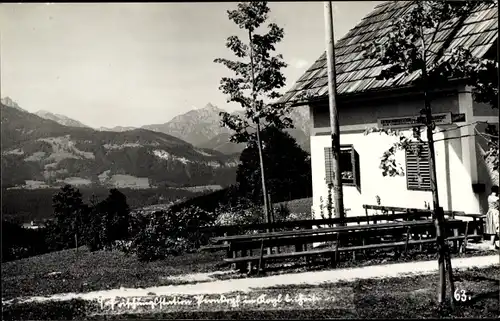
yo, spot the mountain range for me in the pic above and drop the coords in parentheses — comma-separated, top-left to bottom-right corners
(1, 100, 238, 189)
(141, 103, 310, 154)
(1, 97, 310, 189)
(32, 100, 311, 154)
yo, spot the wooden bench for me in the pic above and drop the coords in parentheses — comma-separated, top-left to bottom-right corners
(224, 234, 482, 270)
(215, 219, 466, 272)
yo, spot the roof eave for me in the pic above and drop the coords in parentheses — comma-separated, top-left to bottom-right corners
(285, 77, 468, 107)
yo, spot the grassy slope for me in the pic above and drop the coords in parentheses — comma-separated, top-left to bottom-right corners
(3, 242, 496, 301)
(3, 265, 498, 320)
(1, 247, 226, 300)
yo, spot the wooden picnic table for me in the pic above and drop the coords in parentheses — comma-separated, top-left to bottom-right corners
(362, 204, 484, 236)
(207, 218, 475, 273)
(452, 213, 484, 235)
(200, 210, 433, 239)
(363, 204, 465, 218)
(210, 219, 460, 243)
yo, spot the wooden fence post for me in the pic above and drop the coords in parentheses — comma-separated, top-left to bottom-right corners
(258, 239, 265, 275)
(462, 221, 469, 254)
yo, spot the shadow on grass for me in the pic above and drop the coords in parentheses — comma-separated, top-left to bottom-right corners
(454, 274, 500, 284)
(87, 309, 358, 320)
(467, 290, 500, 305)
(2, 300, 89, 321)
(2, 248, 228, 300)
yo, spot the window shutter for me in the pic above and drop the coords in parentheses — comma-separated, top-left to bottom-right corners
(353, 148, 361, 192)
(406, 142, 431, 190)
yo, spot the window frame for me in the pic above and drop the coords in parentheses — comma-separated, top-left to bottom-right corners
(324, 144, 361, 192)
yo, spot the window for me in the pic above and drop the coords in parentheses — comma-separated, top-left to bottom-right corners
(405, 142, 431, 191)
(324, 145, 361, 191)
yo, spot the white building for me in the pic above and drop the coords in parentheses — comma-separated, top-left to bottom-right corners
(278, 1, 498, 218)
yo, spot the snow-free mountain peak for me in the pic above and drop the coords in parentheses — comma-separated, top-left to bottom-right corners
(35, 110, 89, 128)
(1, 97, 25, 112)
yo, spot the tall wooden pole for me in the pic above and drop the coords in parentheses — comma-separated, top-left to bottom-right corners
(324, 1, 345, 222)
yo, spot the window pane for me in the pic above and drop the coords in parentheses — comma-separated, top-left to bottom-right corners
(341, 149, 354, 183)
(325, 147, 357, 185)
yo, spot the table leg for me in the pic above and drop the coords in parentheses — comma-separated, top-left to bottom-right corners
(237, 249, 247, 272)
(226, 240, 233, 257)
(453, 228, 459, 252)
(247, 261, 253, 274)
(334, 233, 341, 266)
(405, 226, 411, 254)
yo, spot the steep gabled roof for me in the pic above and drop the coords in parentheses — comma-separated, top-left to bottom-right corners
(279, 1, 498, 105)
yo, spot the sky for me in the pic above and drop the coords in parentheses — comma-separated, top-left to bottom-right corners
(0, 1, 383, 128)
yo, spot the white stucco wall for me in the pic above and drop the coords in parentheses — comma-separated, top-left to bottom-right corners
(309, 89, 484, 218)
(310, 127, 477, 218)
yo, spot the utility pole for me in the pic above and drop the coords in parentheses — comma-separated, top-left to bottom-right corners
(324, 1, 345, 222)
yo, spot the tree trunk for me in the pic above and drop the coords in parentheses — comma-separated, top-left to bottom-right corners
(255, 123, 270, 225)
(256, 122, 271, 255)
(249, 29, 271, 255)
(420, 38, 455, 306)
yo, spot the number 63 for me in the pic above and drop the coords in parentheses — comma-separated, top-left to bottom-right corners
(454, 289, 468, 302)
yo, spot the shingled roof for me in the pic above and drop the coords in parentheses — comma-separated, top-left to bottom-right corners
(279, 1, 498, 105)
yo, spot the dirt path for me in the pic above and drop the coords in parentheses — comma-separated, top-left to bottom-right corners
(3, 254, 497, 306)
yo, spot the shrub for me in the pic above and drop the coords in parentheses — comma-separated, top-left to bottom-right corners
(113, 240, 133, 253)
(125, 206, 215, 262)
(273, 204, 291, 222)
(214, 200, 263, 226)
